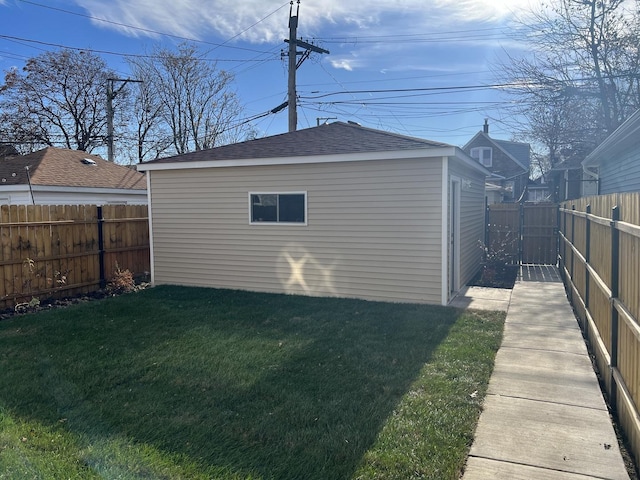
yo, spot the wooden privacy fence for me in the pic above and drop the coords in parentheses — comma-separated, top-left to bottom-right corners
(0, 204, 150, 309)
(486, 203, 558, 265)
(559, 192, 640, 468)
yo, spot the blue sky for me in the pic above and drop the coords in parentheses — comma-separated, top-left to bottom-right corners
(0, 0, 543, 147)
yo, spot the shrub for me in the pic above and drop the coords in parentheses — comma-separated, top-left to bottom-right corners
(107, 263, 136, 294)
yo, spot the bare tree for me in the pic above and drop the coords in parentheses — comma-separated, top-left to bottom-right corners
(0, 49, 118, 153)
(498, 0, 640, 169)
(129, 43, 247, 158)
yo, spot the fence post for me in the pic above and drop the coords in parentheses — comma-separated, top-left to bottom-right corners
(585, 205, 591, 311)
(97, 206, 106, 289)
(610, 205, 620, 411)
(558, 203, 564, 280)
(518, 202, 524, 265)
(570, 204, 576, 282)
(484, 200, 489, 253)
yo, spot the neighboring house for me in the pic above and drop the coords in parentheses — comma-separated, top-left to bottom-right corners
(138, 122, 490, 305)
(463, 120, 531, 203)
(0, 144, 19, 160)
(548, 157, 598, 201)
(526, 177, 552, 203)
(0, 147, 147, 205)
(582, 109, 640, 195)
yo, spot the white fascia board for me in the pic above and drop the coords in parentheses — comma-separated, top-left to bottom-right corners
(136, 147, 460, 172)
(452, 147, 491, 176)
(0, 185, 29, 193)
(29, 185, 147, 196)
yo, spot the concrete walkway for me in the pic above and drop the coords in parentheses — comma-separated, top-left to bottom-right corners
(460, 267, 631, 480)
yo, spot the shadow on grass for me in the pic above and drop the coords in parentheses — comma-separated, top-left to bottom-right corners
(0, 286, 470, 479)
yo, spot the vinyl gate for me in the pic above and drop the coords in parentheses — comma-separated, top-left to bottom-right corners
(486, 203, 559, 265)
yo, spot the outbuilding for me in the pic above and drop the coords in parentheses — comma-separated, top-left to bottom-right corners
(138, 122, 489, 305)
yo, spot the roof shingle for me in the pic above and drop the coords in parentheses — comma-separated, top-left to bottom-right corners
(0, 147, 146, 190)
(144, 122, 451, 165)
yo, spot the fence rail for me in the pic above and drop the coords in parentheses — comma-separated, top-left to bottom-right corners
(0, 204, 150, 310)
(559, 192, 640, 468)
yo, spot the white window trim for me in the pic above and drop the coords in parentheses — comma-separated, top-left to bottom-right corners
(248, 191, 308, 226)
(470, 147, 493, 167)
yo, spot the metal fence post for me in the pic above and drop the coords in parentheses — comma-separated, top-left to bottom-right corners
(97, 206, 106, 289)
(585, 205, 591, 309)
(570, 204, 576, 282)
(518, 202, 524, 265)
(558, 203, 565, 280)
(610, 205, 620, 411)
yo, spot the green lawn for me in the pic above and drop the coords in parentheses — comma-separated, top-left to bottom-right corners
(0, 286, 505, 479)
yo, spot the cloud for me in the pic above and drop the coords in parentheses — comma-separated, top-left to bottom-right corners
(330, 59, 355, 71)
(75, 0, 545, 44)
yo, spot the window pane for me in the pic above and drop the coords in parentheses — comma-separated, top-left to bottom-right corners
(278, 194, 305, 223)
(251, 194, 277, 222)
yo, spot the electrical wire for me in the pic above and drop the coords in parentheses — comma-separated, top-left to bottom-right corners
(0, 35, 279, 63)
(15, 0, 278, 55)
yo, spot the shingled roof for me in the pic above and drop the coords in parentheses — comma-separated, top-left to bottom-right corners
(0, 147, 145, 190)
(144, 122, 451, 165)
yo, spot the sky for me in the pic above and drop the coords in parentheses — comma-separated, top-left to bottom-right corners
(0, 0, 545, 148)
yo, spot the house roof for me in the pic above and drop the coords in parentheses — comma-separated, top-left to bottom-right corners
(0, 147, 146, 190)
(583, 109, 640, 167)
(550, 156, 584, 172)
(143, 122, 451, 166)
(463, 131, 530, 172)
(0, 144, 19, 159)
(138, 122, 490, 177)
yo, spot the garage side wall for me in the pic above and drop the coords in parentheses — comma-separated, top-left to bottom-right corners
(148, 158, 444, 304)
(449, 159, 486, 288)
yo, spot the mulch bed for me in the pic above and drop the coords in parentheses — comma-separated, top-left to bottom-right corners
(469, 264, 519, 289)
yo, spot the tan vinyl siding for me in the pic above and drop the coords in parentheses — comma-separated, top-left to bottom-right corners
(449, 159, 486, 288)
(149, 158, 444, 304)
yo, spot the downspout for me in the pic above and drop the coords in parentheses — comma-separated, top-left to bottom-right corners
(582, 164, 600, 195)
(25, 165, 35, 205)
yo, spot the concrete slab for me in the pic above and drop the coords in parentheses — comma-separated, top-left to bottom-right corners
(464, 456, 609, 480)
(487, 347, 608, 410)
(449, 286, 512, 311)
(469, 395, 629, 479)
(462, 268, 631, 480)
(501, 322, 589, 355)
(508, 282, 569, 309)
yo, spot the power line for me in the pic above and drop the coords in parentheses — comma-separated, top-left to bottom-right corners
(298, 82, 532, 100)
(0, 35, 279, 63)
(312, 26, 510, 42)
(15, 0, 276, 55)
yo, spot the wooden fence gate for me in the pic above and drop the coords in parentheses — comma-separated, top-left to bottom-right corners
(486, 203, 559, 265)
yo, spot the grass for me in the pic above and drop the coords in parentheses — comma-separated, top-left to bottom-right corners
(0, 286, 505, 479)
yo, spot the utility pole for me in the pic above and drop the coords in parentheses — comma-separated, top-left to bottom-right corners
(106, 77, 142, 162)
(284, 1, 329, 132)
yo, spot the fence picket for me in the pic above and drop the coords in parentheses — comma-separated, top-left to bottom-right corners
(0, 204, 149, 310)
(560, 192, 640, 470)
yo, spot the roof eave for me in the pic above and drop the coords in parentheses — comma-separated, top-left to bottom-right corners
(137, 146, 463, 172)
(583, 109, 640, 167)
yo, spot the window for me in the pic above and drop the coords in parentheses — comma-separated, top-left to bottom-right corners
(470, 147, 493, 167)
(250, 192, 306, 224)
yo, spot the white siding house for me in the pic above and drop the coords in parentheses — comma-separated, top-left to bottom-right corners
(138, 122, 488, 305)
(0, 147, 147, 205)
